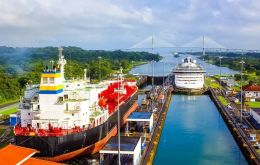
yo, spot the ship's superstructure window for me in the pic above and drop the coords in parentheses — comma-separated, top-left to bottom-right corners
(49, 77, 54, 84)
(64, 94, 68, 99)
(58, 96, 63, 102)
(43, 77, 48, 84)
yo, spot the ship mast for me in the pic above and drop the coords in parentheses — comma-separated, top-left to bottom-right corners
(152, 35, 154, 88)
(203, 35, 205, 56)
(151, 35, 155, 112)
(120, 66, 124, 89)
(57, 47, 67, 81)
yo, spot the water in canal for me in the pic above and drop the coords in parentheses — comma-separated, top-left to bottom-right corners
(130, 53, 238, 76)
(153, 95, 248, 165)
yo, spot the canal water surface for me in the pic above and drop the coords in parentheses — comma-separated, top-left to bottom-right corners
(130, 53, 238, 76)
(153, 95, 248, 165)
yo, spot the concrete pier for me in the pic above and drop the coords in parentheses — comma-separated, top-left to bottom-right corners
(209, 88, 260, 165)
(140, 86, 173, 165)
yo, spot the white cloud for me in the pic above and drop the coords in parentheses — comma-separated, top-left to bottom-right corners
(0, 0, 260, 49)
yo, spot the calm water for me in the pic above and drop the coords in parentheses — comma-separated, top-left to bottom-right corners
(130, 53, 238, 76)
(153, 95, 248, 165)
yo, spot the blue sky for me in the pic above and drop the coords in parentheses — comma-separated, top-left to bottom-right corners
(0, 0, 260, 49)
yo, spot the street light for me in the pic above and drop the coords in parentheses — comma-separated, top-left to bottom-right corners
(98, 56, 102, 82)
(151, 35, 154, 90)
(219, 56, 223, 89)
(151, 35, 154, 113)
(117, 67, 121, 165)
(240, 59, 245, 123)
(163, 61, 165, 88)
(152, 60, 154, 88)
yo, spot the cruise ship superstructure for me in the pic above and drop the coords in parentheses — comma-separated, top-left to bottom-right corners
(172, 56, 205, 90)
(14, 48, 138, 161)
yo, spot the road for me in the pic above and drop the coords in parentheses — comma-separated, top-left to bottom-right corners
(0, 102, 18, 114)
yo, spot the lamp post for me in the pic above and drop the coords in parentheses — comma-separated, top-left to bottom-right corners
(152, 60, 154, 88)
(98, 56, 101, 82)
(240, 60, 245, 123)
(117, 69, 121, 165)
(152, 35, 154, 90)
(163, 61, 165, 88)
(219, 56, 223, 89)
(151, 35, 154, 113)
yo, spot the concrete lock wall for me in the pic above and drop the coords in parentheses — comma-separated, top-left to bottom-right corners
(251, 109, 260, 124)
(133, 138, 141, 165)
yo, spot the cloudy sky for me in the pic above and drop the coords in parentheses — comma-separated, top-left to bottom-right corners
(0, 0, 260, 49)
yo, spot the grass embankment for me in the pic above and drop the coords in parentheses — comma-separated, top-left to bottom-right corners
(247, 102, 260, 108)
(0, 99, 19, 107)
(234, 101, 260, 109)
(205, 77, 222, 89)
(0, 107, 17, 115)
(0, 128, 6, 136)
(217, 96, 229, 106)
(122, 61, 148, 73)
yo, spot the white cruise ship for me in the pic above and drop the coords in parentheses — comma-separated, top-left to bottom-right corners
(172, 56, 205, 89)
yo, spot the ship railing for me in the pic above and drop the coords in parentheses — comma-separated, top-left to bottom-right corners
(64, 109, 80, 114)
(89, 110, 104, 118)
(174, 69, 205, 72)
(64, 105, 81, 114)
(63, 98, 87, 102)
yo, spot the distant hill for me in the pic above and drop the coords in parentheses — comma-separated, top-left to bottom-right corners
(0, 46, 161, 74)
(0, 46, 161, 104)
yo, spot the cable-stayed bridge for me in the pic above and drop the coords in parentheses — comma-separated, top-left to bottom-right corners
(129, 35, 177, 49)
(124, 35, 260, 53)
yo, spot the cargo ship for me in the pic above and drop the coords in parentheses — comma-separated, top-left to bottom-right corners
(14, 48, 138, 162)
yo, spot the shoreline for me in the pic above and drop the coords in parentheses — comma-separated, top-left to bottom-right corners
(209, 88, 260, 165)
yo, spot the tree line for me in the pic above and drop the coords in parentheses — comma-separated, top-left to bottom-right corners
(200, 53, 260, 83)
(0, 46, 161, 104)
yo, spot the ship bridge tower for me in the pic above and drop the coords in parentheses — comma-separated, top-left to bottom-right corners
(38, 48, 65, 121)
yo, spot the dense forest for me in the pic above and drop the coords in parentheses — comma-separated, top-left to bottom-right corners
(199, 52, 260, 83)
(200, 52, 260, 72)
(0, 46, 161, 104)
